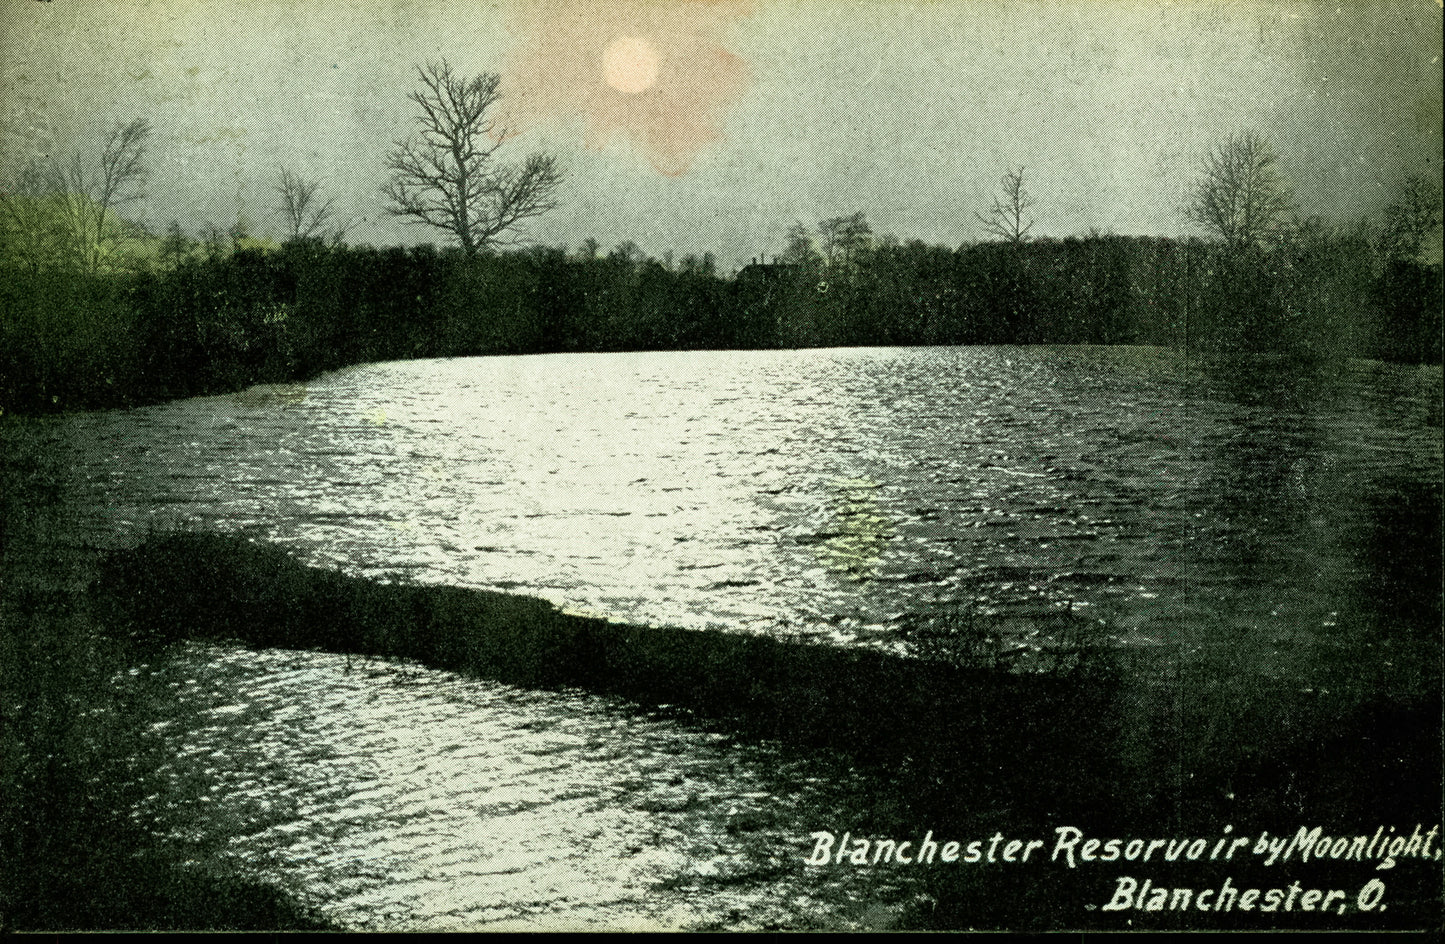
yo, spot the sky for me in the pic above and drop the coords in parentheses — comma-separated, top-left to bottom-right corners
(2, 0, 1440, 270)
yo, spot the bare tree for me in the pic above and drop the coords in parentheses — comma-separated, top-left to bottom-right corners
(1380, 172, 1443, 261)
(52, 119, 152, 271)
(975, 166, 1035, 244)
(275, 166, 346, 242)
(383, 61, 562, 255)
(1185, 131, 1294, 250)
(818, 212, 872, 269)
(0, 160, 66, 272)
(779, 221, 821, 268)
(1, 119, 151, 272)
(2, 120, 150, 272)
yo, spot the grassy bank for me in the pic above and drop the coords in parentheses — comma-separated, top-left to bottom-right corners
(5, 439, 1438, 930)
(0, 575, 340, 931)
(95, 533, 1125, 794)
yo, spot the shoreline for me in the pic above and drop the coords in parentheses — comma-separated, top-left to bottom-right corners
(95, 532, 1442, 824)
(0, 549, 338, 931)
(3, 343, 1441, 423)
(3, 524, 1439, 929)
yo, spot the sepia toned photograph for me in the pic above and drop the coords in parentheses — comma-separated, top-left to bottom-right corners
(1, 0, 1440, 931)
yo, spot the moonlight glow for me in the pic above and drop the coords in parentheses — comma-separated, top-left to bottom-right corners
(602, 36, 660, 95)
(503, 0, 752, 176)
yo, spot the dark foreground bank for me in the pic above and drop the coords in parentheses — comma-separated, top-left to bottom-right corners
(77, 531, 1443, 931)
(0, 436, 338, 931)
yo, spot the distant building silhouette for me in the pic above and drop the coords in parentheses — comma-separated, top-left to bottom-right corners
(736, 255, 798, 283)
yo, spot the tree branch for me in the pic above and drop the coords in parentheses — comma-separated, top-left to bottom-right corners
(382, 60, 562, 254)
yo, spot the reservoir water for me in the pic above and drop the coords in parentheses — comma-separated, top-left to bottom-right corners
(30, 346, 1443, 663)
(9, 345, 1441, 928)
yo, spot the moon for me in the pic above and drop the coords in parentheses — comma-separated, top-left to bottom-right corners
(602, 36, 660, 95)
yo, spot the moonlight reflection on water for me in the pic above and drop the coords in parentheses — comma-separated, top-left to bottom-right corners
(11, 345, 1439, 930)
(128, 643, 894, 931)
(36, 346, 1443, 673)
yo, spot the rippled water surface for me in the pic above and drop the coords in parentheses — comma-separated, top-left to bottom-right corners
(127, 643, 901, 931)
(28, 346, 1444, 661)
(10, 346, 1441, 929)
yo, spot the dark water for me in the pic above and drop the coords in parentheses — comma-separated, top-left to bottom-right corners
(8, 346, 1441, 928)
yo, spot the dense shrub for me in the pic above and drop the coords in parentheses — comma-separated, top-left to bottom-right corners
(2, 233, 1439, 416)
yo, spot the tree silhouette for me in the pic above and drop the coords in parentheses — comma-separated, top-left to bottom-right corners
(62, 118, 151, 271)
(276, 167, 347, 243)
(975, 167, 1035, 244)
(818, 212, 872, 269)
(1185, 131, 1294, 250)
(1380, 172, 1443, 262)
(779, 221, 820, 267)
(383, 61, 562, 256)
(1, 119, 152, 272)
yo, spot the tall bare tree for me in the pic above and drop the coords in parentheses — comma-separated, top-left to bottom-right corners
(1185, 131, 1294, 250)
(975, 166, 1035, 244)
(55, 119, 151, 271)
(1380, 172, 1443, 262)
(275, 166, 347, 242)
(383, 61, 562, 255)
(1, 119, 151, 272)
(779, 221, 821, 268)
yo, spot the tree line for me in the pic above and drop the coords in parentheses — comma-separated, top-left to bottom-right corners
(3, 218, 1439, 415)
(1, 61, 1441, 417)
